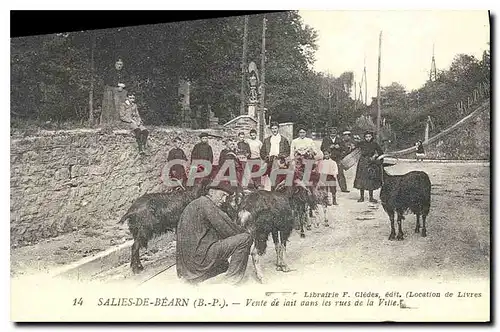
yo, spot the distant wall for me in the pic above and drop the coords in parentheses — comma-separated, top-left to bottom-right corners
(10, 127, 235, 248)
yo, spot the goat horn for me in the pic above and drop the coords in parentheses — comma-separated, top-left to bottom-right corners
(376, 154, 393, 160)
(275, 180, 286, 191)
(174, 178, 186, 190)
(294, 179, 312, 194)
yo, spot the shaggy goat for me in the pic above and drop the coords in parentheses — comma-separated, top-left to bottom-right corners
(233, 189, 295, 283)
(118, 180, 207, 273)
(220, 180, 315, 282)
(379, 159, 431, 240)
(275, 179, 318, 238)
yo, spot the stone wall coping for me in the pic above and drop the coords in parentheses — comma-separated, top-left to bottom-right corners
(223, 115, 257, 127)
(10, 126, 232, 143)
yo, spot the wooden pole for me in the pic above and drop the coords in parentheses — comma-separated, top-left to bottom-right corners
(364, 55, 368, 105)
(259, 15, 267, 142)
(240, 15, 249, 116)
(376, 31, 382, 143)
(88, 32, 96, 127)
(354, 78, 357, 113)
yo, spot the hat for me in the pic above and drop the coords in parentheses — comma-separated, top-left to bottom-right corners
(342, 130, 352, 135)
(208, 181, 236, 194)
(364, 130, 375, 136)
(199, 132, 209, 138)
(329, 127, 338, 132)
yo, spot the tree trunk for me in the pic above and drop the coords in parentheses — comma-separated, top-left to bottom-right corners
(88, 32, 96, 127)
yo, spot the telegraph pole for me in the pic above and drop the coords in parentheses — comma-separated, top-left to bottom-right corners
(258, 15, 267, 142)
(354, 77, 357, 113)
(239, 15, 249, 115)
(376, 31, 382, 144)
(363, 55, 367, 105)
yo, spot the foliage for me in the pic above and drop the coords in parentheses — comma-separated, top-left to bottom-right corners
(11, 14, 489, 151)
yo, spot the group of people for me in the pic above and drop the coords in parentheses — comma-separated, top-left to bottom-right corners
(102, 58, 149, 154)
(172, 123, 388, 286)
(165, 122, 387, 208)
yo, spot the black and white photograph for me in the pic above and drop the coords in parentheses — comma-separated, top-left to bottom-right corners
(9, 9, 491, 322)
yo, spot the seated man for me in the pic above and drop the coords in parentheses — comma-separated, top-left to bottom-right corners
(119, 92, 149, 154)
(176, 181, 252, 285)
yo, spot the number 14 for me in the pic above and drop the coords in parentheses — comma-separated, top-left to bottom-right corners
(73, 297, 83, 306)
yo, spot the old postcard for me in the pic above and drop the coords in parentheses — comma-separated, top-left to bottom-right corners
(10, 9, 491, 322)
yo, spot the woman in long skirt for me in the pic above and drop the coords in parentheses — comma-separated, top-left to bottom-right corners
(353, 131, 384, 203)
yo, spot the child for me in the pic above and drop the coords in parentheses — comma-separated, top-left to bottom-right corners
(218, 138, 243, 186)
(166, 137, 188, 185)
(415, 140, 425, 162)
(317, 150, 339, 206)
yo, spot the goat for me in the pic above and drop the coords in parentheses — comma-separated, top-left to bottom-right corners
(378, 156, 431, 240)
(230, 189, 295, 283)
(219, 179, 315, 282)
(275, 179, 318, 238)
(118, 179, 207, 273)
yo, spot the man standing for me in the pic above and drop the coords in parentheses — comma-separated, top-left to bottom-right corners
(190, 132, 214, 183)
(166, 136, 188, 185)
(191, 132, 214, 164)
(176, 181, 252, 285)
(119, 92, 149, 154)
(320, 127, 349, 193)
(236, 132, 251, 159)
(246, 129, 263, 189)
(101, 58, 128, 125)
(260, 122, 290, 189)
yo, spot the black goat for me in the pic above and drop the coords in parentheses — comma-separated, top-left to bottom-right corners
(118, 180, 207, 273)
(379, 161, 431, 241)
(221, 181, 315, 283)
(275, 179, 318, 238)
(233, 190, 295, 283)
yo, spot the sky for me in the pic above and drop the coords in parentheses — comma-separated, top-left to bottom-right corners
(298, 10, 490, 101)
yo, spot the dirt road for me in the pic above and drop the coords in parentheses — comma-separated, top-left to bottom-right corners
(94, 161, 490, 288)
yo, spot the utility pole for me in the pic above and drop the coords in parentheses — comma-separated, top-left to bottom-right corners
(363, 55, 367, 105)
(239, 15, 249, 115)
(354, 77, 357, 113)
(258, 15, 267, 142)
(376, 31, 382, 144)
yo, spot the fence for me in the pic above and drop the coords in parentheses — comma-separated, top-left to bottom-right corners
(456, 81, 490, 117)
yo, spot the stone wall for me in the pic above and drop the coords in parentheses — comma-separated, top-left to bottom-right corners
(10, 127, 235, 248)
(223, 115, 257, 134)
(393, 103, 490, 160)
(223, 116, 294, 143)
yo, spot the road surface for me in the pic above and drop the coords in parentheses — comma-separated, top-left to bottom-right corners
(92, 161, 490, 290)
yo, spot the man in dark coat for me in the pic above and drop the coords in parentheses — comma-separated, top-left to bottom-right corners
(166, 136, 188, 185)
(191, 132, 214, 164)
(176, 181, 252, 285)
(320, 127, 349, 192)
(236, 132, 251, 159)
(101, 58, 129, 125)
